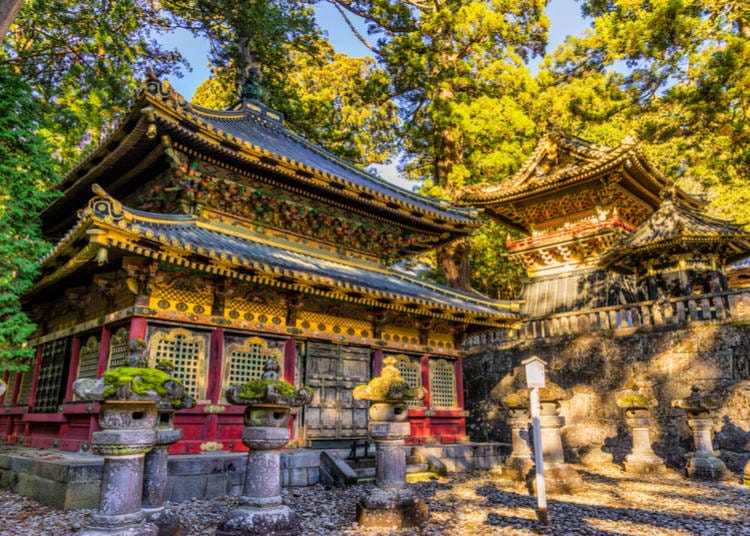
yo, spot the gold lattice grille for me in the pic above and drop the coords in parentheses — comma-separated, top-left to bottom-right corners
(76, 336, 100, 380)
(225, 298, 287, 326)
(33, 338, 70, 413)
(429, 359, 457, 409)
(148, 328, 207, 400)
(222, 336, 283, 393)
(107, 327, 130, 368)
(152, 285, 213, 306)
(427, 333, 454, 351)
(296, 312, 371, 338)
(392, 354, 423, 408)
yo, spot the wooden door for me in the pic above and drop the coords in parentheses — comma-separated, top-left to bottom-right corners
(303, 341, 370, 440)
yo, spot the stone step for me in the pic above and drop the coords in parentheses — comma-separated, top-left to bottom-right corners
(354, 466, 376, 479)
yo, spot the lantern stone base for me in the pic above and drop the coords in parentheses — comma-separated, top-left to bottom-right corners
(533, 463, 584, 495)
(686, 454, 730, 481)
(79, 515, 157, 536)
(143, 507, 179, 536)
(357, 487, 429, 529)
(215, 504, 299, 536)
(500, 455, 534, 481)
(624, 454, 666, 474)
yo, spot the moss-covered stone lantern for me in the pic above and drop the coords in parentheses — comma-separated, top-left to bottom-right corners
(616, 386, 665, 474)
(217, 359, 312, 536)
(353, 356, 429, 529)
(72, 339, 189, 536)
(672, 386, 729, 480)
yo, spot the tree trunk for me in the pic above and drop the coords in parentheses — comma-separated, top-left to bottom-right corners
(0, 0, 23, 45)
(438, 237, 471, 291)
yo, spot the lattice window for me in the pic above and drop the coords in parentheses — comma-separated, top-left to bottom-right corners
(222, 336, 283, 394)
(77, 336, 101, 380)
(149, 328, 207, 401)
(107, 327, 130, 368)
(33, 338, 70, 413)
(393, 355, 423, 408)
(429, 359, 457, 409)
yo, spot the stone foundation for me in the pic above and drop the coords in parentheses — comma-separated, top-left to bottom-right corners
(0, 448, 320, 510)
(464, 323, 750, 475)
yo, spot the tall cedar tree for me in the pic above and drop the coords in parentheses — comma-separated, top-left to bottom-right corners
(547, 0, 750, 222)
(330, 0, 548, 290)
(0, 66, 60, 371)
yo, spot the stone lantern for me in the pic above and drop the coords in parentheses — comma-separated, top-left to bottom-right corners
(142, 359, 195, 535)
(217, 359, 312, 536)
(499, 389, 533, 481)
(353, 356, 429, 528)
(72, 341, 189, 536)
(535, 382, 583, 494)
(672, 386, 729, 480)
(616, 386, 665, 474)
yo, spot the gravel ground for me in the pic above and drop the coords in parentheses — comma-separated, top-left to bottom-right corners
(1, 464, 749, 535)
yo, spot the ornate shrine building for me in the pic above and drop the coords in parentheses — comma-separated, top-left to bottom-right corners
(0, 75, 517, 454)
(458, 129, 705, 317)
(600, 188, 750, 300)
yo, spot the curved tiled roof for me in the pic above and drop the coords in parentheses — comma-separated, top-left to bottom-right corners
(600, 193, 750, 268)
(36, 190, 517, 326)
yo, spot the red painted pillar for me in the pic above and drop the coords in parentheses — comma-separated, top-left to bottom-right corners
(420, 354, 431, 441)
(63, 337, 82, 402)
(129, 316, 148, 344)
(206, 328, 224, 403)
(373, 348, 384, 377)
(420, 355, 430, 409)
(283, 337, 296, 383)
(203, 328, 224, 447)
(454, 359, 465, 409)
(284, 338, 298, 442)
(96, 327, 112, 377)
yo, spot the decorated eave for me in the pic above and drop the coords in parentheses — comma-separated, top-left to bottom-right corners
(600, 193, 750, 272)
(43, 74, 479, 243)
(32, 189, 518, 329)
(456, 129, 703, 231)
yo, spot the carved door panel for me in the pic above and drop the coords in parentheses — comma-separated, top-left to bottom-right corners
(304, 341, 370, 440)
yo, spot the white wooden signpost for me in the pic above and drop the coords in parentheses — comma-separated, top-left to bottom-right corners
(522, 355, 548, 525)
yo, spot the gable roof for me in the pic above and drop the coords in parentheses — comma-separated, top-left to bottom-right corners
(43, 74, 479, 243)
(457, 129, 703, 230)
(600, 191, 750, 270)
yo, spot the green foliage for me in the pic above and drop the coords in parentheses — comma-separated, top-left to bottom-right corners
(545, 0, 750, 221)
(4, 0, 187, 163)
(469, 220, 524, 300)
(0, 66, 60, 372)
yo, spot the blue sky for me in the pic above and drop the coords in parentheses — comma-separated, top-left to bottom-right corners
(165, 0, 589, 99)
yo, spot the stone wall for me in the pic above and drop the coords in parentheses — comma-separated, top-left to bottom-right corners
(463, 322, 750, 473)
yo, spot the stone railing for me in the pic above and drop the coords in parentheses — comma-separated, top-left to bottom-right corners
(465, 288, 750, 348)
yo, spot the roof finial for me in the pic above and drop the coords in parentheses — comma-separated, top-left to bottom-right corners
(241, 64, 264, 103)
